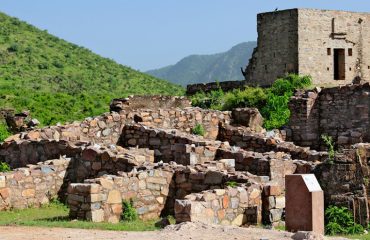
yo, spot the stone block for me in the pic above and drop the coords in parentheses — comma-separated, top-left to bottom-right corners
(22, 189, 35, 197)
(231, 214, 247, 226)
(264, 185, 282, 196)
(270, 208, 284, 223)
(87, 209, 104, 222)
(204, 171, 223, 184)
(107, 190, 121, 204)
(275, 196, 285, 209)
(0, 176, 5, 188)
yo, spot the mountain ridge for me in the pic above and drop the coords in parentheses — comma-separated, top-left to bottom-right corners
(146, 42, 256, 86)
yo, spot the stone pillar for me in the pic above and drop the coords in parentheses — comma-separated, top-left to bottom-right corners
(285, 174, 324, 235)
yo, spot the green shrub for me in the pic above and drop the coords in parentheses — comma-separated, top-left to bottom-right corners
(225, 181, 237, 187)
(121, 200, 138, 222)
(190, 74, 312, 130)
(223, 87, 267, 110)
(0, 123, 11, 142)
(325, 205, 364, 235)
(321, 134, 335, 163)
(0, 162, 10, 172)
(192, 123, 205, 136)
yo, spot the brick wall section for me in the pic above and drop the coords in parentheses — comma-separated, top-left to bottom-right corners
(174, 185, 262, 226)
(287, 83, 370, 149)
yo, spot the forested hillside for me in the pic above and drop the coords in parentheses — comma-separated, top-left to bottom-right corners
(146, 42, 256, 86)
(0, 12, 184, 125)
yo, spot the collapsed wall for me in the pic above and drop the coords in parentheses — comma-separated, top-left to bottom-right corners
(4, 93, 369, 227)
(287, 83, 370, 149)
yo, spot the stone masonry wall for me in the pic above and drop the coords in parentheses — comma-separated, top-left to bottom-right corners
(218, 124, 327, 162)
(174, 185, 262, 226)
(314, 146, 370, 226)
(298, 9, 370, 85)
(0, 157, 72, 210)
(5, 107, 231, 144)
(287, 83, 370, 149)
(68, 168, 174, 222)
(243, 9, 299, 85)
(120, 124, 222, 164)
(110, 96, 191, 112)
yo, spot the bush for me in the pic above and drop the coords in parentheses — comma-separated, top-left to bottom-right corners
(190, 74, 312, 130)
(325, 205, 364, 235)
(0, 123, 11, 142)
(223, 87, 267, 110)
(121, 200, 138, 222)
(192, 123, 205, 136)
(0, 162, 10, 172)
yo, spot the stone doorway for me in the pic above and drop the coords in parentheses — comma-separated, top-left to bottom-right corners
(334, 48, 345, 80)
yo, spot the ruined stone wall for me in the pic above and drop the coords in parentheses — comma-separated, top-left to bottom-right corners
(120, 124, 222, 164)
(0, 140, 84, 168)
(262, 184, 285, 225)
(0, 145, 154, 211)
(287, 84, 370, 148)
(218, 124, 327, 162)
(298, 9, 370, 85)
(244, 9, 299, 85)
(0, 157, 73, 210)
(5, 107, 231, 144)
(314, 145, 370, 226)
(68, 169, 174, 222)
(186, 81, 248, 95)
(174, 185, 262, 226)
(110, 96, 191, 112)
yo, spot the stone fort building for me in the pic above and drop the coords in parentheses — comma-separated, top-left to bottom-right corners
(242, 8, 370, 85)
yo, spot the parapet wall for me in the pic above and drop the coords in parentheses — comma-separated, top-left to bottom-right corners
(287, 83, 370, 149)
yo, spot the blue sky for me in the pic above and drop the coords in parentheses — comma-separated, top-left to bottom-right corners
(1, 1, 370, 71)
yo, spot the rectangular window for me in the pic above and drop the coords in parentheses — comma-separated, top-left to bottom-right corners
(327, 48, 331, 55)
(348, 48, 352, 56)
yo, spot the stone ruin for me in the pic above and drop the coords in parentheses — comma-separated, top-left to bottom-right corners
(0, 91, 370, 227)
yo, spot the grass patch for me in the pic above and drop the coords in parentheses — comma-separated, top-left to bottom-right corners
(0, 202, 159, 231)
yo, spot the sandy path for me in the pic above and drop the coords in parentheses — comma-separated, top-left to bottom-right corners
(0, 223, 349, 240)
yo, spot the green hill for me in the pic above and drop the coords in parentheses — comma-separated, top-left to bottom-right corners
(0, 12, 184, 125)
(146, 42, 256, 86)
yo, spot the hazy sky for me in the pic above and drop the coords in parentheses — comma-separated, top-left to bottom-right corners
(1, 1, 370, 71)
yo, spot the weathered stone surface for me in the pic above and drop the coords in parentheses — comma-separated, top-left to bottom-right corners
(107, 190, 121, 204)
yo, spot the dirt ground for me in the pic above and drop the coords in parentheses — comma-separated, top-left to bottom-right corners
(0, 222, 349, 240)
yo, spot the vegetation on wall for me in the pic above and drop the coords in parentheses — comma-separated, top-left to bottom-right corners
(321, 134, 335, 163)
(191, 123, 205, 136)
(325, 205, 364, 235)
(0, 12, 184, 126)
(191, 74, 312, 129)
